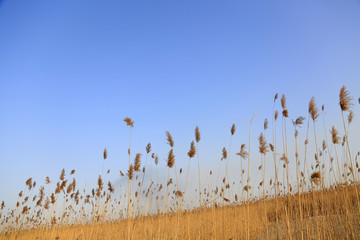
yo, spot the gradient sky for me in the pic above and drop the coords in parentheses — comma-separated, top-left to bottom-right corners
(0, 0, 360, 208)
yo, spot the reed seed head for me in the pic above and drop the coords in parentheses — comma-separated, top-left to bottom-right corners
(167, 149, 175, 168)
(195, 126, 201, 143)
(103, 148, 107, 160)
(264, 119, 268, 130)
(282, 109, 289, 118)
(187, 141, 196, 158)
(166, 131, 174, 148)
(331, 126, 340, 144)
(348, 111, 354, 124)
(154, 154, 159, 165)
(309, 97, 319, 121)
(294, 116, 305, 126)
(221, 147, 227, 161)
(311, 171, 321, 185)
(281, 94, 286, 110)
(124, 117, 134, 127)
(339, 86, 353, 112)
(274, 93, 278, 102)
(275, 110, 279, 121)
(258, 133, 268, 155)
(236, 144, 248, 160)
(127, 164, 134, 180)
(231, 124, 236, 136)
(134, 153, 142, 172)
(146, 143, 151, 154)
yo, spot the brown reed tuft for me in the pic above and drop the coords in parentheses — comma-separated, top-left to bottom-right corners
(167, 149, 175, 168)
(331, 126, 340, 144)
(195, 126, 201, 143)
(339, 85, 353, 111)
(258, 133, 268, 155)
(166, 131, 174, 148)
(26, 178, 33, 190)
(274, 93, 278, 102)
(97, 175, 103, 191)
(103, 148, 107, 160)
(127, 164, 134, 180)
(281, 94, 286, 109)
(309, 97, 319, 121)
(269, 143, 274, 152)
(154, 154, 159, 165)
(311, 171, 321, 185)
(282, 109, 288, 118)
(264, 119, 268, 130)
(221, 147, 227, 161)
(60, 169, 65, 181)
(231, 124, 236, 136)
(45, 176, 51, 184)
(294, 116, 305, 126)
(134, 153, 142, 172)
(236, 144, 248, 159)
(348, 110, 354, 124)
(124, 117, 134, 127)
(187, 141, 196, 158)
(120, 170, 124, 176)
(107, 181, 114, 193)
(146, 143, 151, 154)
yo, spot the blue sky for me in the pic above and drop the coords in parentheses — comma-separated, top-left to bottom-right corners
(0, 0, 360, 207)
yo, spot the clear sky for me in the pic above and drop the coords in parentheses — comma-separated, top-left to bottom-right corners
(0, 0, 360, 208)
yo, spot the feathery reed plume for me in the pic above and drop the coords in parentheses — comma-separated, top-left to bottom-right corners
(154, 154, 159, 165)
(281, 94, 286, 109)
(134, 153, 142, 172)
(166, 131, 174, 148)
(70, 169, 75, 175)
(120, 170, 124, 176)
(311, 171, 321, 185)
(195, 125, 202, 206)
(275, 110, 279, 121)
(146, 143, 151, 154)
(231, 124, 236, 136)
(108, 181, 114, 193)
(60, 169, 65, 181)
(103, 148, 107, 160)
(294, 116, 305, 126)
(45, 177, 51, 184)
(26, 178, 33, 190)
(124, 117, 134, 127)
(309, 97, 319, 121)
(258, 133, 268, 155)
(127, 164, 134, 180)
(282, 109, 289, 118)
(236, 144, 248, 160)
(258, 132, 269, 238)
(195, 126, 201, 143)
(167, 149, 175, 168)
(102, 148, 107, 177)
(187, 141, 196, 158)
(331, 126, 340, 144)
(274, 93, 278, 102)
(348, 111, 354, 124)
(221, 147, 227, 161)
(330, 125, 342, 183)
(264, 119, 268, 130)
(339, 86, 353, 111)
(184, 141, 196, 201)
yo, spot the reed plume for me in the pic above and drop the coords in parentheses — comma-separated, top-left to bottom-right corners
(195, 126, 202, 206)
(166, 131, 174, 148)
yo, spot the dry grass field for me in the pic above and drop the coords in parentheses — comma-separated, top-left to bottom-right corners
(1, 86, 360, 239)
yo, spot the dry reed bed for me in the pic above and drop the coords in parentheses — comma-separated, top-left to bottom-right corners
(1, 86, 360, 239)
